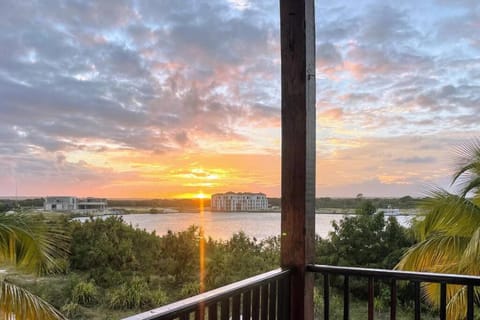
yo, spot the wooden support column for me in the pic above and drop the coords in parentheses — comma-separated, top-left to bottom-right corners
(280, 0, 315, 319)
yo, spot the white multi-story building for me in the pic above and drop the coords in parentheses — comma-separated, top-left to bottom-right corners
(211, 192, 268, 212)
(44, 196, 107, 213)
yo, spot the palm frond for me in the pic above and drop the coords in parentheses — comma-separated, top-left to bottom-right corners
(452, 139, 480, 197)
(459, 176, 480, 199)
(417, 191, 480, 239)
(458, 227, 480, 274)
(423, 283, 467, 320)
(399, 140, 480, 319)
(0, 213, 70, 275)
(396, 234, 468, 272)
(0, 279, 66, 320)
(421, 284, 480, 320)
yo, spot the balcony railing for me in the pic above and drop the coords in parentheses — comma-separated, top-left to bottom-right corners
(308, 264, 480, 320)
(125, 265, 480, 320)
(122, 268, 291, 320)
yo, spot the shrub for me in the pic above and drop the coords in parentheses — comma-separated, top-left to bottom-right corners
(107, 277, 162, 310)
(71, 280, 98, 306)
(61, 302, 82, 319)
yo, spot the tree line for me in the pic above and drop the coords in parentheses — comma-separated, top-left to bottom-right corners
(2, 196, 419, 212)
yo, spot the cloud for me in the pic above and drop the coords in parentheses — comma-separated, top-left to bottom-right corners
(316, 134, 468, 197)
(317, 178, 422, 198)
(393, 156, 436, 164)
(318, 108, 343, 121)
(317, 43, 343, 67)
(0, 0, 281, 158)
(173, 131, 190, 147)
(316, 6, 360, 42)
(358, 5, 417, 46)
(340, 93, 378, 104)
(1, 0, 479, 198)
(0, 0, 285, 198)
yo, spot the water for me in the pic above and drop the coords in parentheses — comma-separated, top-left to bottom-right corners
(77, 212, 414, 241)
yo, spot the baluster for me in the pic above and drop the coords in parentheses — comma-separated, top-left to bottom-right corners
(221, 299, 229, 320)
(252, 287, 260, 320)
(440, 283, 446, 320)
(278, 274, 290, 320)
(261, 284, 269, 320)
(414, 281, 420, 320)
(269, 280, 277, 319)
(197, 302, 206, 320)
(209, 302, 218, 320)
(368, 277, 374, 320)
(390, 279, 396, 320)
(232, 294, 241, 320)
(467, 285, 474, 320)
(324, 273, 330, 320)
(242, 290, 252, 320)
(344, 275, 349, 320)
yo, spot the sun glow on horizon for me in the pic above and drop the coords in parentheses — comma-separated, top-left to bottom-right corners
(195, 192, 209, 199)
(173, 192, 211, 199)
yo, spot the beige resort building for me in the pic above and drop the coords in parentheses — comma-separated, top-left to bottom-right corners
(211, 192, 268, 212)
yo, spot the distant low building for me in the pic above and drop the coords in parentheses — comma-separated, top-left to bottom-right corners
(211, 192, 268, 212)
(77, 197, 108, 213)
(44, 196, 77, 211)
(44, 196, 107, 213)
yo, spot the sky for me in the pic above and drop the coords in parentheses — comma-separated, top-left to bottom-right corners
(0, 0, 479, 199)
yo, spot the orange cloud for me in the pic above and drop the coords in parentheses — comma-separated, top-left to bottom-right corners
(378, 175, 411, 185)
(38, 150, 281, 199)
(318, 108, 344, 121)
(343, 61, 368, 80)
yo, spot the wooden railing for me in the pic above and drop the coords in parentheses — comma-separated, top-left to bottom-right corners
(308, 264, 480, 320)
(122, 268, 291, 320)
(124, 264, 480, 320)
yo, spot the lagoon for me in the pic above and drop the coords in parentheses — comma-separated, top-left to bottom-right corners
(78, 211, 414, 240)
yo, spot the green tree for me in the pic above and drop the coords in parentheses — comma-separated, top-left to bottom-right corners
(318, 212, 412, 269)
(68, 217, 197, 307)
(205, 232, 279, 289)
(0, 213, 69, 319)
(356, 200, 376, 215)
(396, 140, 480, 319)
(316, 211, 413, 304)
(69, 216, 164, 284)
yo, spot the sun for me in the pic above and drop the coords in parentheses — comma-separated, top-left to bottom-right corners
(195, 192, 208, 199)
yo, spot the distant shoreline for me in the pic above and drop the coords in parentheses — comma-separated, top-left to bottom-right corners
(69, 208, 418, 219)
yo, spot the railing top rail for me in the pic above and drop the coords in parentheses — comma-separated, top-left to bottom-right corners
(122, 268, 291, 320)
(307, 264, 480, 285)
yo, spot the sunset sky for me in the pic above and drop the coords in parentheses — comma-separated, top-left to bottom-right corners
(1, 0, 479, 198)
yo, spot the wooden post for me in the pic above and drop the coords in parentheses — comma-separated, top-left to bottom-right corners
(280, 0, 315, 319)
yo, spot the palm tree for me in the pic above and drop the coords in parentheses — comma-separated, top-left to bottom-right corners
(396, 139, 480, 319)
(0, 212, 69, 319)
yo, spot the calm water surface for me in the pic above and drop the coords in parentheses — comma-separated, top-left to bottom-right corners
(84, 212, 413, 241)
